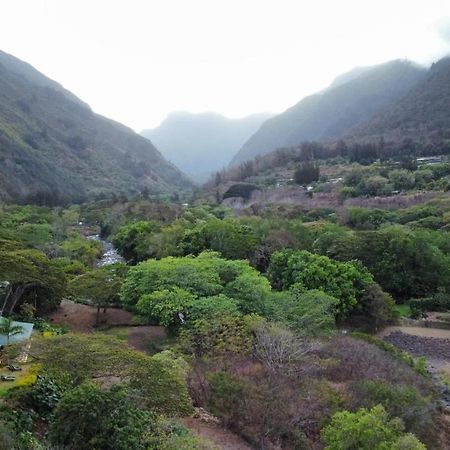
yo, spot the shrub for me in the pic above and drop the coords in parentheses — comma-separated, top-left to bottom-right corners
(277, 287, 338, 336)
(49, 384, 157, 450)
(348, 380, 434, 444)
(321, 405, 425, 450)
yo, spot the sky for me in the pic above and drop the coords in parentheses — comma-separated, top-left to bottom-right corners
(2, 0, 450, 132)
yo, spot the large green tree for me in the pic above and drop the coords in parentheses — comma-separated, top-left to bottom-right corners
(69, 263, 128, 325)
(0, 240, 66, 314)
(268, 250, 373, 317)
(121, 252, 272, 317)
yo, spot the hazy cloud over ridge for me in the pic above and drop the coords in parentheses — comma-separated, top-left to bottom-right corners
(2, 0, 450, 130)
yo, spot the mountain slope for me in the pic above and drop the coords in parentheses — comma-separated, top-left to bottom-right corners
(351, 57, 450, 142)
(231, 60, 426, 166)
(0, 50, 192, 204)
(141, 111, 273, 181)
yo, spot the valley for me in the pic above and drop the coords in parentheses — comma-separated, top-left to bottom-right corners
(1, 37, 450, 450)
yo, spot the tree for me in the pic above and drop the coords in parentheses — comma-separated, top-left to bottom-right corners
(321, 405, 426, 450)
(49, 384, 157, 450)
(121, 252, 271, 315)
(69, 264, 128, 325)
(113, 220, 160, 263)
(388, 169, 416, 191)
(137, 288, 195, 327)
(294, 161, 320, 185)
(224, 272, 271, 315)
(279, 287, 339, 336)
(0, 242, 66, 314)
(178, 314, 256, 357)
(179, 219, 258, 260)
(358, 283, 395, 330)
(254, 322, 317, 376)
(30, 334, 193, 416)
(0, 317, 24, 345)
(187, 295, 240, 321)
(268, 250, 373, 317)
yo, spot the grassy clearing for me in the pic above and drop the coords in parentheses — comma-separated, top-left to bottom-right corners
(395, 303, 411, 318)
(101, 327, 129, 341)
(0, 363, 38, 397)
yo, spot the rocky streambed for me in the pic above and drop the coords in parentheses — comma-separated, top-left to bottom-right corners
(383, 330, 450, 409)
(87, 234, 124, 266)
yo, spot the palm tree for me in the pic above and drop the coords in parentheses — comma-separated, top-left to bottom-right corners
(0, 317, 24, 345)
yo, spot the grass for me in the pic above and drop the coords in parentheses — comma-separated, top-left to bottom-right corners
(439, 370, 450, 388)
(0, 363, 38, 397)
(394, 303, 411, 318)
(101, 327, 129, 341)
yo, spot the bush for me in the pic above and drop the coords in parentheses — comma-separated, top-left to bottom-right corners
(348, 380, 434, 444)
(321, 405, 426, 450)
(410, 290, 450, 316)
(49, 384, 157, 450)
(277, 287, 338, 336)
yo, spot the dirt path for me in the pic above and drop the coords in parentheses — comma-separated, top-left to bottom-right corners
(182, 417, 253, 450)
(379, 326, 450, 339)
(46, 299, 134, 332)
(382, 330, 450, 360)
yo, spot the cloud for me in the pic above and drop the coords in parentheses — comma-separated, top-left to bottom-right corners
(438, 18, 450, 43)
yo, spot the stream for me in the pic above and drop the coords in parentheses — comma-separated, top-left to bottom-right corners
(87, 235, 124, 267)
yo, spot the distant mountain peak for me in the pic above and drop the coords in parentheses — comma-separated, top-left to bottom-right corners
(141, 111, 274, 182)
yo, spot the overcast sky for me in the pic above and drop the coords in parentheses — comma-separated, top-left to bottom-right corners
(2, 0, 450, 131)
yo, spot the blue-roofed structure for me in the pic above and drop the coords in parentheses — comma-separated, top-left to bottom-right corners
(0, 317, 34, 345)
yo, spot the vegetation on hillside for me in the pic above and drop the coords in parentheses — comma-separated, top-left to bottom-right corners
(0, 51, 192, 205)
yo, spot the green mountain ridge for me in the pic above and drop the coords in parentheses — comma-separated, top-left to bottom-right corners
(231, 60, 426, 166)
(350, 56, 450, 142)
(0, 50, 192, 204)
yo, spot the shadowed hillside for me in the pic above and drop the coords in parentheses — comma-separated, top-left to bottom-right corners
(142, 111, 272, 182)
(351, 57, 450, 143)
(0, 50, 192, 204)
(231, 60, 426, 165)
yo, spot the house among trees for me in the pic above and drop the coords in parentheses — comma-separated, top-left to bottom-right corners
(416, 156, 442, 165)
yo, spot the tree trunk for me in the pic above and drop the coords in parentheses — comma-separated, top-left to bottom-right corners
(6, 282, 40, 315)
(0, 285, 12, 316)
(96, 306, 100, 326)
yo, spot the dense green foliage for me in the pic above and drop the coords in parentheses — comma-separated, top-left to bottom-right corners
(321, 405, 426, 449)
(0, 195, 448, 449)
(268, 250, 374, 317)
(49, 384, 157, 450)
(121, 252, 272, 318)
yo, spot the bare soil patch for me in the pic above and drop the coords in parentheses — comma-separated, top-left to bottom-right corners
(382, 330, 450, 361)
(46, 299, 134, 332)
(182, 417, 253, 450)
(379, 326, 450, 340)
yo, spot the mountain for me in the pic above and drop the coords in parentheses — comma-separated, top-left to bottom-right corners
(0, 50, 192, 204)
(351, 57, 450, 142)
(231, 60, 426, 166)
(141, 111, 273, 181)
